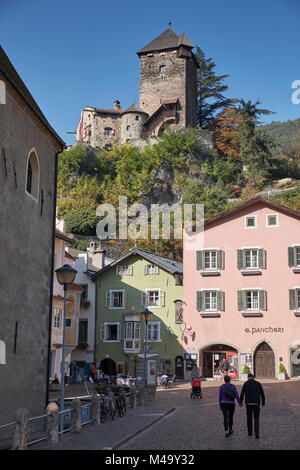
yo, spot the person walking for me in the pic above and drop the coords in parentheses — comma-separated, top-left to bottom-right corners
(239, 373, 265, 439)
(190, 364, 200, 383)
(219, 375, 241, 437)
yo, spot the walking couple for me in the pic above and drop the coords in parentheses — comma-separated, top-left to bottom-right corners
(219, 373, 265, 439)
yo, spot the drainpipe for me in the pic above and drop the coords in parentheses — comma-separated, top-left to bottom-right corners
(45, 146, 65, 409)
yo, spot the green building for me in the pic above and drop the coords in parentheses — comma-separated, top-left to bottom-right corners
(92, 248, 184, 379)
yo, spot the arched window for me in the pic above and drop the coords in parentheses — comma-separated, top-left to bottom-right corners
(25, 149, 40, 201)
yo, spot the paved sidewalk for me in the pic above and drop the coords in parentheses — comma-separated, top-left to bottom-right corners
(32, 401, 173, 450)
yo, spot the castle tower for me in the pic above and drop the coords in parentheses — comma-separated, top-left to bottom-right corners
(121, 103, 149, 143)
(137, 27, 199, 136)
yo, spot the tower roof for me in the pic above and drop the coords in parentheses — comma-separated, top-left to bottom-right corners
(137, 28, 194, 55)
(123, 103, 148, 115)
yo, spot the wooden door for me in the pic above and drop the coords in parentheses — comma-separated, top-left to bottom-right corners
(254, 342, 275, 378)
(203, 352, 213, 377)
(175, 356, 184, 378)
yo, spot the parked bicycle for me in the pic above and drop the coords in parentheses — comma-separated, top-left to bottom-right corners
(114, 389, 127, 417)
(99, 391, 115, 422)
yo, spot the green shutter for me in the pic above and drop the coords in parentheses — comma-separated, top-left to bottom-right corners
(196, 251, 203, 270)
(259, 290, 266, 310)
(288, 247, 295, 267)
(289, 289, 296, 310)
(237, 291, 244, 310)
(258, 249, 265, 269)
(217, 250, 223, 270)
(105, 291, 110, 307)
(159, 291, 165, 307)
(197, 291, 203, 311)
(217, 291, 224, 310)
(237, 250, 244, 269)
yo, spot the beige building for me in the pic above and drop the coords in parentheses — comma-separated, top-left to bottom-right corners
(0, 46, 64, 426)
(75, 27, 199, 149)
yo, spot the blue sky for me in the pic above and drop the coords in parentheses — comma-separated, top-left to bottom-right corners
(1, 0, 299, 145)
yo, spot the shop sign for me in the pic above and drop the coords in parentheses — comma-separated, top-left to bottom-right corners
(245, 327, 284, 334)
(240, 353, 252, 371)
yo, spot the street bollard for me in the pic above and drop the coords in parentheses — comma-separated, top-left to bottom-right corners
(92, 393, 101, 425)
(13, 408, 29, 450)
(71, 398, 82, 433)
(46, 402, 59, 443)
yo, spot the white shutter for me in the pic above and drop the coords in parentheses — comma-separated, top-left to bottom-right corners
(159, 291, 165, 307)
(117, 324, 121, 341)
(154, 265, 159, 274)
(105, 291, 110, 307)
(144, 265, 148, 275)
(129, 265, 133, 275)
(123, 291, 127, 308)
(100, 324, 105, 341)
(141, 291, 147, 307)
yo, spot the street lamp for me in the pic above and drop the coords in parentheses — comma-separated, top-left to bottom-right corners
(55, 264, 77, 434)
(140, 307, 153, 389)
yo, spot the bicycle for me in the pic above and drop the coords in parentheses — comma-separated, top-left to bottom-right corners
(99, 391, 116, 422)
(114, 390, 127, 417)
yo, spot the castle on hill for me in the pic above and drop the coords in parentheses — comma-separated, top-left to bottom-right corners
(75, 26, 201, 149)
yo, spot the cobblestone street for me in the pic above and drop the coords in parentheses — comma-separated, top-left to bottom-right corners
(118, 380, 300, 451)
(35, 379, 300, 451)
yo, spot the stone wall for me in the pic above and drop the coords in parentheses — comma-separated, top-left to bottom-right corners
(139, 50, 187, 129)
(0, 83, 58, 425)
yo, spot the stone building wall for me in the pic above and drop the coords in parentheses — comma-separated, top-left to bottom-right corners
(0, 75, 61, 425)
(91, 112, 122, 149)
(121, 112, 148, 144)
(139, 50, 187, 128)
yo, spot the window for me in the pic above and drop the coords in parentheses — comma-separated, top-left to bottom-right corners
(237, 248, 265, 271)
(124, 321, 140, 350)
(147, 322, 160, 341)
(141, 289, 165, 307)
(78, 320, 88, 343)
(116, 265, 133, 276)
(267, 214, 278, 227)
(104, 127, 114, 135)
(25, 149, 40, 201)
(245, 216, 256, 228)
(245, 249, 258, 269)
(238, 289, 266, 315)
(66, 318, 72, 328)
(104, 144, 112, 150)
(196, 290, 224, 315)
(144, 264, 159, 275)
(104, 323, 120, 342)
(126, 125, 131, 131)
(112, 114, 118, 119)
(106, 290, 126, 309)
(196, 250, 224, 272)
(80, 285, 88, 304)
(204, 251, 217, 269)
(159, 65, 166, 73)
(288, 246, 300, 268)
(54, 308, 62, 328)
(135, 115, 139, 121)
(204, 291, 217, 310)
(101, 113, 107, 118)
(246, 291, 259, 310)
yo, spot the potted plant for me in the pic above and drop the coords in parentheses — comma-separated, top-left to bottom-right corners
(241, 364, 249, 381)
(278, 363, 286, 380)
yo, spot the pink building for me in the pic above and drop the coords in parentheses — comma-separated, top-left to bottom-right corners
(183, 196, 300, 380)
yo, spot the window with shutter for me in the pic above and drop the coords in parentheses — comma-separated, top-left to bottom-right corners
(198, 250, 223, 275)
(198, 290, 223, 316)
(239, 248, 265, 273)
(240, 289, 265, 316)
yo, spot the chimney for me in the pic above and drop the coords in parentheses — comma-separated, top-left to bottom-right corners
(114, 100, 121, 110)
(92, 243, 106, 269)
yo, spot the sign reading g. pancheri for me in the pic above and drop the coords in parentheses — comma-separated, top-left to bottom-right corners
(245, 327, 284, 334)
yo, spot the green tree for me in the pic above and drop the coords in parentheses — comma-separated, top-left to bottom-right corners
(195, 46, 232, 129)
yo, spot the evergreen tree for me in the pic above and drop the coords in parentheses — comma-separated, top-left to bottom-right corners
(195, 46, 232, 129)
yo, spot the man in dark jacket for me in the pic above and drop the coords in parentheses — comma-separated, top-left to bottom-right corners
(240, 373, 265, 439)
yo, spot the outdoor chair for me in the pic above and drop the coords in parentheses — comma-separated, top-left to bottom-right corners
(168, 375, 176, 387)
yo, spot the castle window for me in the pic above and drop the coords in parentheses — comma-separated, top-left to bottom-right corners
(135, 115, 139, 121)
(101, 113, 107, 119)
(25, 149, 40, 202)
(104, 128, 114, 135)
(104, 144, 112, 150)
(159, 65, 166, 73)
(127, 125, 131, 131)
(112, 114, 118, 119)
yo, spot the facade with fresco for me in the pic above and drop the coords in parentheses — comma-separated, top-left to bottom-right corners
(183, 196, 300, 380)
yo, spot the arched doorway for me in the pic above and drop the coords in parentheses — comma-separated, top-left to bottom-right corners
(200, 344, 238, 378)
(175, 356, 184, 379)
(254, 342, 275, 378)
(100, 358, 117, 376)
